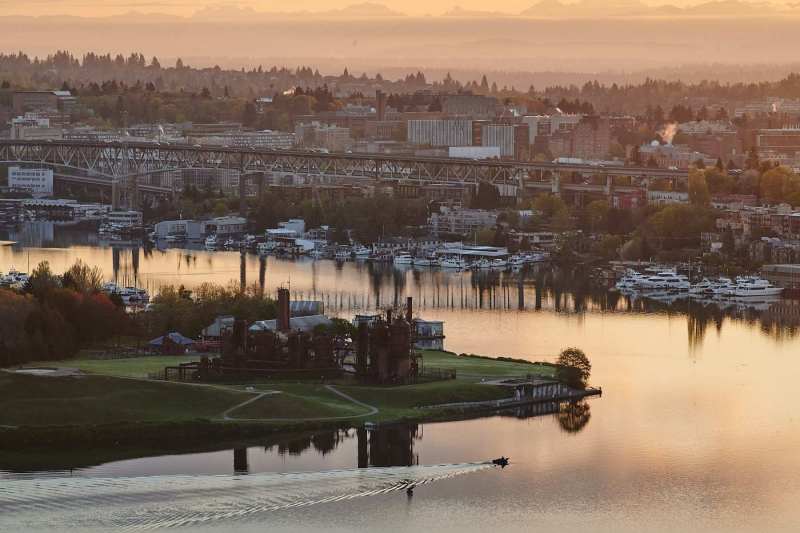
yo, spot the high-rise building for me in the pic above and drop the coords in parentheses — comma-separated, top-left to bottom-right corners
(407, 119, 473, 147)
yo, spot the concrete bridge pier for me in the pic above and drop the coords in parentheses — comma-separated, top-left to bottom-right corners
(605, 174, 615, 205)
(551, 173, 561, 196)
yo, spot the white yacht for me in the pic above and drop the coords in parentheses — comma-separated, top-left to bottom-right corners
(491, 258, 508, 269)
(712, 277, 736, 296)
(689, 278, 716, 296)
(473, 258, 492, 270)
(1, 268, 29, 288)
(353, 246, 372, 260)
(412, 255, 437, 267)
(257, 241, 276, 255)
(393, 253, 414, 265)
(615, 270, 650, 290)
(439, 257, 468, 270)
(640, 271, 690, 291)
(730, 276, 783, 298)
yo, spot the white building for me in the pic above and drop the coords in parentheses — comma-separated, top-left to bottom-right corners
(428, 206, 498, 236)
(647, 190, 689, 205)
(407, 119, 472, 147)
(153, 216, 245, 240)
(482, 124, 516, 157)
(7, 167, 54, 196)
(9, 114, 62, 140)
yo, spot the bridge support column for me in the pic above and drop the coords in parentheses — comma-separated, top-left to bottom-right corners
(239, 174, 247, 216)
(551, 173, 561, 196)
(111, 179, 120, 209)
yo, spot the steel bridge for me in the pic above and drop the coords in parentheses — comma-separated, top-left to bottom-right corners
(0, 140, 688, 207)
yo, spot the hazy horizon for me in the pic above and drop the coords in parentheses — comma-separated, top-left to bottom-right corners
(3, 0, 800, 18)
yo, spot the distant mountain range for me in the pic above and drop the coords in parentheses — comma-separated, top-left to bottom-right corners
(4, 1, 796, 21)
(188, 1, 800, 19)
(190, 3, 405, 21)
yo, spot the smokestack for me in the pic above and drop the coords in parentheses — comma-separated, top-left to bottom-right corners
(376, 90, 386, 122)
(406, 296, 413, 324)
(277, 288, 290, 332)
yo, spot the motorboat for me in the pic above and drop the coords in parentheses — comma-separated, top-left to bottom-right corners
(689, 278, 716, 296)
(335, 247, 354, 260)
(491, 258, 508, 269)
(492, 457, 510, 468)
(473, 258, 492, 270)
(393, 253, 414, 265)
(102, 282, 150, 306)
(353, 246, 372, 260)
(439, 257, 468, 270)
(712, 277, 736, 296)
(614, 270, 650, 290)
(639, 271, 690, 291)
(508, 255, 527, 267)
(729, 277, 783, 298)
(223, 238, 238, 249)
(0, 268, 29, 288)
(257, 241, 276, 255)
(412, 255, 437, 267)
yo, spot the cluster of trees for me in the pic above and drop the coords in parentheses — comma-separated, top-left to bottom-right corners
(687, 165, 800, 207)
(7, 51, 800, 119)
(0, 261, 131, 367)
(555, 347, 592, 390)
(143, 283, 276, 338)
(249, 192, 428, 244)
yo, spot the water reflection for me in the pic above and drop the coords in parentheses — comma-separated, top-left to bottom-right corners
(2, 231, 799, 344)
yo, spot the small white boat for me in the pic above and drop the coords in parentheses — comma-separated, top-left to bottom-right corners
(491, 258, 508, 269)
(353, 246, 372, 260)
(439, 257, 467, 270)
(689, 278, 716, 296)
(335, 247, 353, 260)
(257, 242, 276, 255)
(473, 258, 492, 270)
(393, 253, 414, 265)
(412, 255, 437, 267)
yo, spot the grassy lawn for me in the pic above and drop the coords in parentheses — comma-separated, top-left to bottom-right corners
(0, 372, 250, 427)
(421, 350, 556, 379)
(26, 355, 202, 379)
(338, 380, 511, 421)
(2, 350, 559, 428)
(227, 385, 371, 420)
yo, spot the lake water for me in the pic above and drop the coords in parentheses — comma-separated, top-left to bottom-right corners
(2, 226, 800, 532)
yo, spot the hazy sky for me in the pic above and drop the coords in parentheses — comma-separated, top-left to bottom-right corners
(2, 0, 794, 17)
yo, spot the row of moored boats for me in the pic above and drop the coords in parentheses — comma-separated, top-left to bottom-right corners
(392, 252, 547, 270)
(615, 269, 783, 298)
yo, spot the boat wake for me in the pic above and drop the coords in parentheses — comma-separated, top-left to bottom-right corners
(0, 462, 494, 531)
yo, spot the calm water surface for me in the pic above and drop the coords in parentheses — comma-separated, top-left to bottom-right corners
(2, 225, 800, 532)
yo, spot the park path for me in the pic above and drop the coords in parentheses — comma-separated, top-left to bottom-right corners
(220, 385, 378, 422)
